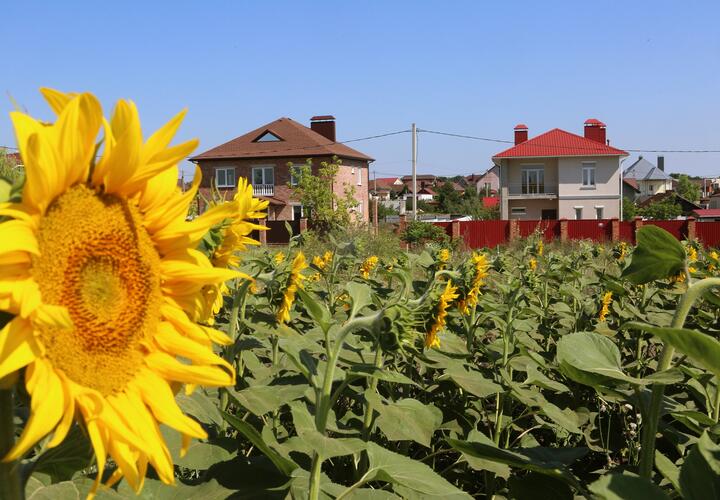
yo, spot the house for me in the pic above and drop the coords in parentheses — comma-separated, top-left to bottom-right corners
(371, 177, 404, 200)
(691, 209, 720, 222)
(401, 174, 436, 190)
(492, 120, 628, 220)
(472, 165, 500, 197)
(190, 115, 374, 222)
(623, 156, 673, 200)
(637, 191, 702, 215)
(622, 177, 641, 202)
(415, 187, 436, 201)
(436, 180, 466, 196)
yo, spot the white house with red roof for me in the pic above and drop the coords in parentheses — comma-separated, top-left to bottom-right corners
(492, 120, 628, 220)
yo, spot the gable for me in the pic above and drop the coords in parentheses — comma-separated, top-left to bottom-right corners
(253, 131, 283, 142)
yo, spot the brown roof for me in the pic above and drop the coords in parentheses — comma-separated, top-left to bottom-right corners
(190, 117, 374, 162)
(623, 177, 640, 192)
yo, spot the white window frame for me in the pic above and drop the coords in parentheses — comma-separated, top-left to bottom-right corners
(255, 131, 281, 142)
(595, 205, 605, 220)
(251, 165, 275, 186)
(289, 163, 302, 186)
(215, 167, 236, 188)
(510, 207, 527, 216)
(582, 162, 596, 188)
(291, 204, 303, 220)
(521, 166, 544, 194)
(574, 206, 584, 220)
(357, 166, 362, 186)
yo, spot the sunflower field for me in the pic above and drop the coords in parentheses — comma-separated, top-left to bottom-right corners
(1, 92, 720, 500)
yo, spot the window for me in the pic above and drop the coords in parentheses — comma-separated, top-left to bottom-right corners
(289, 165, 302, 186)
(291, 204, 303, 220)
(483, 182, 492, 194)
(356, 201, 363, 216)
(574, 207, 583, 220)
(255, 131, 282, 142)
(215, 167, 236, 188)
(251, 166, 274, 186)
(357, 167, 362, 186)
(521, 168, 544, 194)
(595, 206, 604, 219)
(649, 184, 654, 192)
(582, 163, 596, 187)
(511, 207, 526, 216)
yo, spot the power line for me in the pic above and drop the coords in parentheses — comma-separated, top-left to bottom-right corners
(418, 128, 720, 154)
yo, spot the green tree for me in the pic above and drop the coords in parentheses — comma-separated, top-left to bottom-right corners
(0, 149, 23, 184)
(376, 202, 397, 222)
(622, 197, 637, 221)
(675, 174, 701, 203)
(436, 182, 462, 212)
(290, 157, 358, 232)
(639, 198, 682, 220)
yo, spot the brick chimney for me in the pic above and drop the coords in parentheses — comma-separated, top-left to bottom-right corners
(584, 118, 607, 144)
(657, 155, 665, 171)
(514, 124, 528, 145)
(310, 115, 336, 142)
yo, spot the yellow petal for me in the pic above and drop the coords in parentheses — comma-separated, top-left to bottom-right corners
(4, 361, 64, 461)
(145, 352, 234, 387)
(0, 219, 39, 256)
(154, 322, 233, 372)
(0, 319, 41, 381)
(47, 374, 76, 448)
(40, 88, 75, 115)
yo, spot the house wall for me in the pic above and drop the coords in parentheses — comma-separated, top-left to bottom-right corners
(558, 198, 619, 219)
(507, 199, 558, 219)
(475, 167, 499, 195)
(637, 178, 673, 197)
(195, 156, 369, 222)
(504, 158, 559, 192)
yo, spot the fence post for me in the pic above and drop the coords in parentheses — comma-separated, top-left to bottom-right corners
(259, 218, 267, 245)
(451, 220, 461, 241)
(611, 218, 620, 243)
(299, 217, 308, 234)
(560, 219, 568, 242)
(687, 217, 696, 241)
(509, 219, 519, 241)
(634, 216, 644, 241)
(398, 214, 407, 234)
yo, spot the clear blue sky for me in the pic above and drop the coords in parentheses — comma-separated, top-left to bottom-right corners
(2, 1, 719, 178)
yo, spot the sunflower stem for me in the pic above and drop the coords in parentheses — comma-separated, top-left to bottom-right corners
(638, 277, 720, 478)
(0, 381, 21, 500)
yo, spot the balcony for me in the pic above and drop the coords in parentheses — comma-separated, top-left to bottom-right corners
(507, 183, 557, 199)
(252, 184, 274, 197)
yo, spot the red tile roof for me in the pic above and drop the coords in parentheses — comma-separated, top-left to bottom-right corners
(623, 177, 640, 191)
(692, 209, 720, 217)
(190, 117, 374, 162)
(493, 128, 628, 158)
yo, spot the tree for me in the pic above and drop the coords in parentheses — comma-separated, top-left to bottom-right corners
(675, 174, 701, 203)
(639, 198, 682, 220)
(376, 202, 397, 222)
(0, 149, 23, 184)
(290, 157, 358, 232)
(622, 197, 637, 221)
(436, 182, 462, 212)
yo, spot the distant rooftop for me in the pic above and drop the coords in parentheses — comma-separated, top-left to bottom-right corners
(623, 156, 671, 181)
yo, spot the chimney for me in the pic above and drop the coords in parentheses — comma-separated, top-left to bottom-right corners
(514, 124, 528, 145)
(584, 118, 607, 144)
(310, 115, 336, 142)
(657, 155, 665, 171)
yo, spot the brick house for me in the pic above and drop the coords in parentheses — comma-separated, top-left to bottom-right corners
(493, 120, 628, 220)
(190, 116, 374, 222)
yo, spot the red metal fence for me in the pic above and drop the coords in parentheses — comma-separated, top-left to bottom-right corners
(459, 220, 509, 249)
(434, 218, 720, 250)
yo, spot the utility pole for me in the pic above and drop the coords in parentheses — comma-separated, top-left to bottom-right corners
(373, 169, 376, 192)
(411, 123, 417, 220)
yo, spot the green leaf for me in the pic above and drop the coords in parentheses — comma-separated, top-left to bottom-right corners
(509, 472, 573, 500)
(222, 411, 298, 476)
(116, 478, 235, 499)
(556, 332, 644, 387)
(655, 451, 680, 494)
(29, 425, 93, 482)
(296, 288, 332, 333)
(439, 365, 503, 398)
(229, 382, 307, 416)
(357, 442, 472, 498)
(459, 431, 510, 478)
(345, 282, 373, 317)
(347, 364, 418, 386)
(588, 473, 670, 500)
(374, 397, 443, 447)
(289, 401, 366, 459)
(679, 432, 720, 500)
(161, 427, 232, 470)
(446, 439, 586, 493)
(622, 225, 685, 284)
(26, 477, 122, 499)
(626, 322, 720, 378)
(176, 389, 223, 427)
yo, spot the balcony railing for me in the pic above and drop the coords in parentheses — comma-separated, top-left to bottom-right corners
(507, 183, 557, 196)
(252, 184, 274, 197)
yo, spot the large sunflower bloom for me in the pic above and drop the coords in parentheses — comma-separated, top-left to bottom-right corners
(598, 291, 613, 322)
(425, 280, 459, 349)
(276, 252, 307, 323)
(0, 90, 240, 494)
(360, 255, 378, 279)
(202, 179, 268, 322)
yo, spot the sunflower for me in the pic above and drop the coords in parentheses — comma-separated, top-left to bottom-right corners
(437, 248, 450, 269)
(598, 291, 613, 322)
(312, 251, 333, 272)
(202, 179, 268, 323)
(528, 258, 537, 271)
(425, 280, 459, 349)
(360, 255, 379, 279)
(276, 252, 307, 323)
(458, 252, 489, 315)
(0, 89, 241, 494)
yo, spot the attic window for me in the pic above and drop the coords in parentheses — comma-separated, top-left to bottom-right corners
(254, 131, 283, 142)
